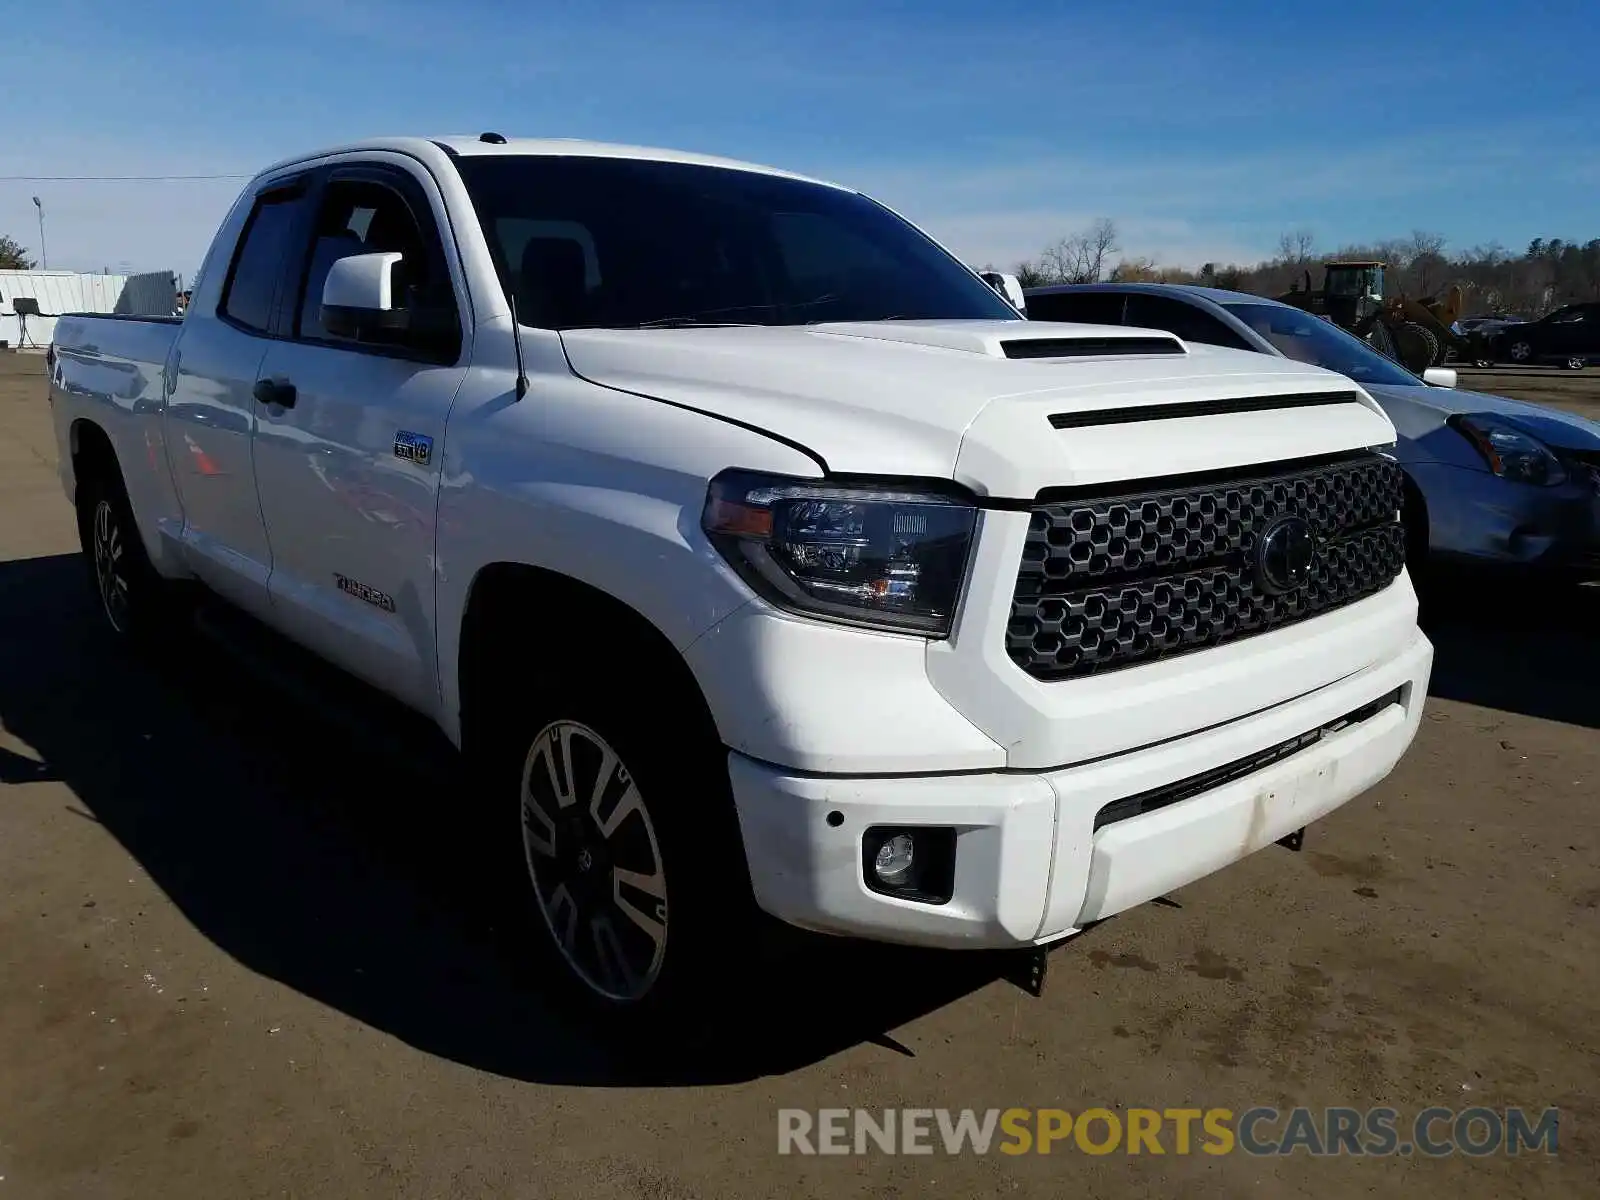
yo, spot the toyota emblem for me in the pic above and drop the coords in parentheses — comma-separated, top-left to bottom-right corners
(1254, 515, 1316, 595)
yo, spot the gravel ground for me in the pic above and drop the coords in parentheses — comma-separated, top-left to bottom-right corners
(1, 353, 1596, 1198)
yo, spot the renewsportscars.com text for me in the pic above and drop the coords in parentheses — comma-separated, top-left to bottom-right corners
(777, 1106, 1559, 1157)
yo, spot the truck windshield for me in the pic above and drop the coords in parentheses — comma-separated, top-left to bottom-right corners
(452, 154, 1018, 329)
(1222, 302, 1421, 387)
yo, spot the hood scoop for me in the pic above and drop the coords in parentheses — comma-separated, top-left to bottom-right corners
(1000, 334, 1184, 359)
(809, 319, 1186, 360)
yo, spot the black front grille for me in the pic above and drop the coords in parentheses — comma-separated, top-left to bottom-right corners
(1007, 452, 1407, 681)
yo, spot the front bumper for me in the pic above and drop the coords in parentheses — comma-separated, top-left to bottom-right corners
(728, 627, 1433, 949)
(1410, 459, 1600, 578)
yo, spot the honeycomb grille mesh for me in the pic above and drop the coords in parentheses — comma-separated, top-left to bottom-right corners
(1007, 454, 1407, 680)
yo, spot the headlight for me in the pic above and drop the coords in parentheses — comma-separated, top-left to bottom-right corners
(1448, 414, 1568, 487)
(701, 469, 978, 636)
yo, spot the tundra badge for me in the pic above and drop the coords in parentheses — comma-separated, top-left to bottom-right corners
(334, 573, 397, 613)
(393, 430, 433, 465)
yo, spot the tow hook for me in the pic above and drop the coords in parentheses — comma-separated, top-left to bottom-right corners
(1009, 945, 1050, 997)
(1277, 827, 1306, 852)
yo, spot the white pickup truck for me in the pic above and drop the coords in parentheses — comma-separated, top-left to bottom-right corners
(48, 134, 1433, 1031)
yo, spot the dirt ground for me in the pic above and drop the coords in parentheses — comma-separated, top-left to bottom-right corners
(1, 352, 1597, 1199)
(1456, 365, 1600, 421)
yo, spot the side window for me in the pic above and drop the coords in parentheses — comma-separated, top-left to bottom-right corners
(1124, 294, 1253, 351)
(293, 175, 460, 357)
(1025, 292, 1126, 325)
(220, 187, 309, 334)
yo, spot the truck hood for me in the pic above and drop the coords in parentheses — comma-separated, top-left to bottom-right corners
(558, 320, 1398, 498)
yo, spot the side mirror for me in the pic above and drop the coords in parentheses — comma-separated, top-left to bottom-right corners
(321, 251, 410, 339)
(978, 270, 1026, 313)
(1422, 367, 1457, 389)
(320, 250, 459, 356)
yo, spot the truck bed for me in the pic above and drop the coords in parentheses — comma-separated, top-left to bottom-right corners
(49, 313, 186, 557)
(51, 312, 182, 404)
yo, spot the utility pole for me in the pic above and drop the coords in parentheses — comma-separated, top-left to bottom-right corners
(32, 196, 46, 268)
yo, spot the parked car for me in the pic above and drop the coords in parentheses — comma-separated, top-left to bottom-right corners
(1024, 283, 1600, 583)
(1482, 303, 1600, 368)
(48, 135, 1433, 1034)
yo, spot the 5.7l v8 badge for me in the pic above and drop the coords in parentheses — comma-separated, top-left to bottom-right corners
(393, 430, 433, 466)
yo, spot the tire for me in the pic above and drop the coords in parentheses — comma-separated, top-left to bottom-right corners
(1567, 357, 1585, 371)
(1508, 338, 1534, 364)
(75, 466, 172, 644)
(486, 640, 755, 1039)
(1395, 321, 1440, 373)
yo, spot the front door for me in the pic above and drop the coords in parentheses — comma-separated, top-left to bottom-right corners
(250, 162, 470, 716)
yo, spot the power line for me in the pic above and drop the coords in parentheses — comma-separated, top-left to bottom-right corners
(0, 173, 251, 182)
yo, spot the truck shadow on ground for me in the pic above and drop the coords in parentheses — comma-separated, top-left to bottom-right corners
(0, 552, 1024, 1087)
(1418, 578, 1600, 730)
(4, 554, 1593, 1085)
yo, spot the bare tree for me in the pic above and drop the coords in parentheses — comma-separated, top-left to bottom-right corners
(1037, 218, 1121, 284)
(1405, 230, 1446, 260)
(1080, 218, 1119, 283)
(1039, 238, 1082, 283)
(1275, 228, 1317, 265)
(1403, 230, 1448, 296)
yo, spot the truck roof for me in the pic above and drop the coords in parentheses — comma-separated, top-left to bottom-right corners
(254, 135, 848, 191)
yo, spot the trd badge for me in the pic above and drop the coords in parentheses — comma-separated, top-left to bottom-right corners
(393, 430, 433, 466)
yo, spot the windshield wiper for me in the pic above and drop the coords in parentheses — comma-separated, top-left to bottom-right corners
(633, 317, 763, 329)
(633, 293, 842, 329)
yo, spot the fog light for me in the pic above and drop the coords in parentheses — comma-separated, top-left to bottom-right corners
(861, 826, 957, 904)
(873, 833, 916, 886)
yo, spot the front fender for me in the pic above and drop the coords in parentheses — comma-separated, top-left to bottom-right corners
(433, 363, 821, 746)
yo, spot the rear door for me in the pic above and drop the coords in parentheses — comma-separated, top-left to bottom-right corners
(166, 174, 313, 618)
(250, 159, 470, 716)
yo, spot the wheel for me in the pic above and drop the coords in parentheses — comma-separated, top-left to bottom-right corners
(1567, 356, 1585, 371)
(520, 719, 671, 1007)
(491, 645, 755, 1037)
(75, 467, 170, 643)
(1508, 338, 1534, 363)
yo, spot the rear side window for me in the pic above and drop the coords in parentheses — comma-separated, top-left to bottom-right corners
(1124, 293, 1254, 351)
(220, 187, 309, 334)
(1026, 292, 1126, 325)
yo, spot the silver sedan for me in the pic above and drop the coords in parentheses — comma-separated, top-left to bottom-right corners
(1023, 283, 1600, 582)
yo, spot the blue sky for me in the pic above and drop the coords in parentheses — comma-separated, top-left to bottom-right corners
(2, 0, 1595, 280)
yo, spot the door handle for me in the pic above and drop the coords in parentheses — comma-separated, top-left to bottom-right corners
(253, 378, 297, 408)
